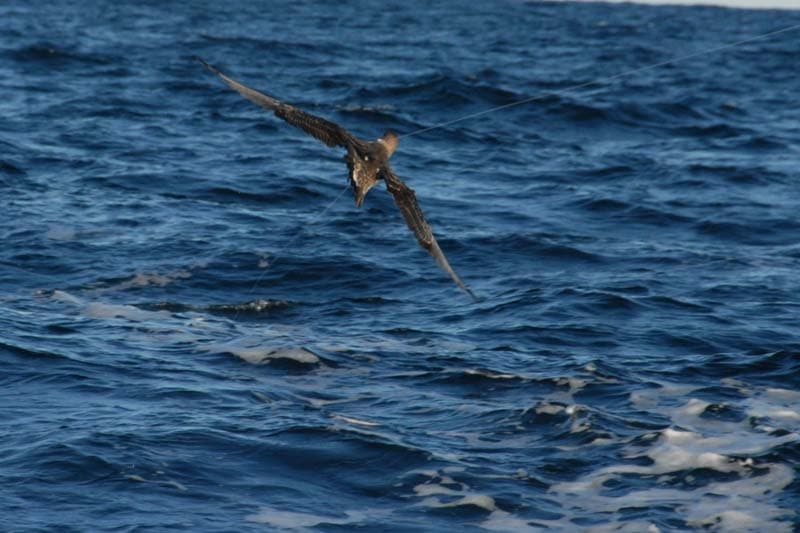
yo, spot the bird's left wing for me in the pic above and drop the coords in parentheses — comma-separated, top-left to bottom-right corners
(380, 167, 476, 300)
(198, 58, 355, 149)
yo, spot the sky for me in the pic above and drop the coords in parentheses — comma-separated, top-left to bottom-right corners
(569, 0, 800, 9)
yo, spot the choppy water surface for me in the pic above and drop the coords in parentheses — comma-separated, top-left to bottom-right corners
(2, 1, 800, 531)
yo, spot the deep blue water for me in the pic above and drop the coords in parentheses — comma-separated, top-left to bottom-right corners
(2, 0, 800, 531)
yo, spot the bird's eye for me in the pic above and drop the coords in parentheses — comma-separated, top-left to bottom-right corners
(364, 156, 370, 161)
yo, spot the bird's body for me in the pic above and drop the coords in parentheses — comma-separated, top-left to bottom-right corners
(199, 58, 475, 299)
(344, 136, 395, 208)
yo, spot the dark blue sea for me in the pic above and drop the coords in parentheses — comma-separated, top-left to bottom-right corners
(2, 0, 800, 531)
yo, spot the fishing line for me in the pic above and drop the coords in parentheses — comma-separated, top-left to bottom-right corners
(400, 23, 800, 139)
(233, 182, 350, 317)
(237, 22, 799, 309)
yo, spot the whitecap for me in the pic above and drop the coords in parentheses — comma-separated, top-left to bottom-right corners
(549, 380, 798, 531)
(246, 507, 382, 529)
(203, 338, 319, 364)
(330, 414, 380, 427)
(83, 302, 170, 321)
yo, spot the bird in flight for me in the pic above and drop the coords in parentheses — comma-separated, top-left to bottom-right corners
(198, 58, 476, 299)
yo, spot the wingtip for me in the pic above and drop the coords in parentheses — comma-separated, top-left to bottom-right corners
(423, 234, 479, 303)
(195, 56, 219, 75)
(463, 286, 482, 302)
(454, 278, 480, 302)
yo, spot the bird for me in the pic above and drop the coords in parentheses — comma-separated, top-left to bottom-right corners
(198, 58, 476, 300)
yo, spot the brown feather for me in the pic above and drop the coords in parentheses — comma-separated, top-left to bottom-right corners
(346, 150, 380, 208)
(199, 58, 354, 148)
(381, 167, 476, 299)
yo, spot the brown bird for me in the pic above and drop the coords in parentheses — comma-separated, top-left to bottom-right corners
(198, 58, 475, 300)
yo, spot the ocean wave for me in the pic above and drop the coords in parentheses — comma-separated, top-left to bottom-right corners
(694, 218, 800, 245)
(205, 184, 325, 205)
(7, 43, 116, 66)
(355, 73, 522, 109)
(0, 340, 66, 361)
(4, 0, 800, 530)
(0, 160, 26, 177)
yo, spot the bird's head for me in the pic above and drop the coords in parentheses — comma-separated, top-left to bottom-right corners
(378, 130, 399, 158)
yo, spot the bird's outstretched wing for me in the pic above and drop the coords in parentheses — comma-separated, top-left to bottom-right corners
(198, 58, 355, 149)
(381, 167, 477, 300)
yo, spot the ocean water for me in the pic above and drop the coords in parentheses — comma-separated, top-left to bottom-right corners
(2, 1, 800, 531)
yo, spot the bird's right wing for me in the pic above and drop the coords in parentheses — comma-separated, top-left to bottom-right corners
(381, 167, 477, 300)
(198, 58, 355, 149)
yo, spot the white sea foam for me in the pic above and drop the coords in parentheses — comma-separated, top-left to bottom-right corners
(125, 473, 187, 491)
(83, 302, 170, 321)
(405, 470, 561, 530)
(51, 290, 170, 321)
(535, 402, 567, 415)
(50, 290, 325, 368)
(550, 380, 798, 531)
(202, 338, 320, 365)
(123, 271, 191, 288)
(409, 470, 500, 516)
(415, 488, 497, 511)
(765, 387, 800, 402)
(749, 388, 800, 424)
(330, 414, 381, 427)
(93, 268, 196, 293)
(464, 368, 520, 380)
(480, 510, 545, 532)
(51, 290, 84, 306)
(246, 507, 377, 529)
(419, 493, 497, 511)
